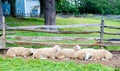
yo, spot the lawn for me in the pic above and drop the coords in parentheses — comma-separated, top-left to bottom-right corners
(0, 56, 115, 71)
(0, 16, 119, 71)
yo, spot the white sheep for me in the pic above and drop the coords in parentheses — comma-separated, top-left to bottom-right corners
(90, 49, 113, 60)
(6, 47, 35, 58)
(75, 48, 96, 60)
(54, 45, 81, 60)
(33, 45, 61, 59)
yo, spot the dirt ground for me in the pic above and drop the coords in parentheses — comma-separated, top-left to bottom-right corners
(0, 52, 120, 68)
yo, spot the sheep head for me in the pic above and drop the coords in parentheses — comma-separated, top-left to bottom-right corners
(73, 45, 81, 51)
(53, 45, 61, 52)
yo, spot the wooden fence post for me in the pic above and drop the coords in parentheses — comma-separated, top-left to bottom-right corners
(100, 19, 104, 48)
(2, 16, 6, 48)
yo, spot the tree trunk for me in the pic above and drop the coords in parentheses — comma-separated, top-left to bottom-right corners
(44, 0, 51, 25)
(10, 0, 16, 17)
(50, 0, 56, 25)
(44, 0, 56, 26)
(39, 0, 44, 17)
(0, 0, 3, 22)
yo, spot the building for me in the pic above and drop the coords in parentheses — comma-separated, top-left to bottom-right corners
(2, 1, 10, 16)
(2, 0, 40, 17)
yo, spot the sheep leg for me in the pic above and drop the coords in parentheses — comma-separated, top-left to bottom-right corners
(40, 57, 48, 59)
(63, 58, 70, 60)
(101, 58, 107, 61)
(12, 54, 16, 58)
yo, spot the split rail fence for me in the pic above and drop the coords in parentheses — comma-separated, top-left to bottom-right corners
(0, 18, 120, 48)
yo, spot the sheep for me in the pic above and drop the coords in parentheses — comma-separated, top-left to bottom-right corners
(33, 45, 61, 59)
(90, 49, 113, 60)
(54, 45, 81, 60)
(6, 47, 35, 58)
(75, 48, 97, 60)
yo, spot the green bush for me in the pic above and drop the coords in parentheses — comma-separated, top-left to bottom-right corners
(56, 0, 120, 15)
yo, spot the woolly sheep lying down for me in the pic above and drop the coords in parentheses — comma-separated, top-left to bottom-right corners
(6, 47, 35, 58)
(90, 49, 113, 60)
(75, 48, 96, 60)
(75, 48, 113, 60)
(33, 45, 61, 59)
(54, 45, 81, 60)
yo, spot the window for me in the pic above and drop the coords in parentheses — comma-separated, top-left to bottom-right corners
(17, 8, 20, 15)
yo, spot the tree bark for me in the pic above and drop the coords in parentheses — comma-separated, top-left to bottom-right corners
(50, 0, 56, 25)
(44, 0, 51, 25)
(44, 0, 56, 26)
(10, 0, 16, 17)
(39, 0, 44, 17)
(0, 0, 3, 22)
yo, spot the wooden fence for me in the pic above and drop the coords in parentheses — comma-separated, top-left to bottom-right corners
(0, 16, 6, 48)
(0, 17, 120, 48)
(98, 19, 120, 47)
(5, 19, 120, 48)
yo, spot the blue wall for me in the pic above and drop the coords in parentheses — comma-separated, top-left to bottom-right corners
(16, 0, 25, 16)
(2, 1, 10, 16)
(2, 0, 40, 17)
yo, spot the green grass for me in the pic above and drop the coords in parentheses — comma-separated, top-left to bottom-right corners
(115, 68, 120, 71)
(0, 56, 115, 71)
(2, 17, 120, 70)
(6, 17, 44, 26)
(6, 17, 120, 26)
(6, 17, 120, 36)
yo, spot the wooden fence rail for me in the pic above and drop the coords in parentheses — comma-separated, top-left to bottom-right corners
(8, 24, 101, 29)
(7, 40, 120, 47)
(104, 32, 120, 35)
(104, 25, 120, 29)
(8, 36, 97, 41)
(7, 28, 100, 34)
